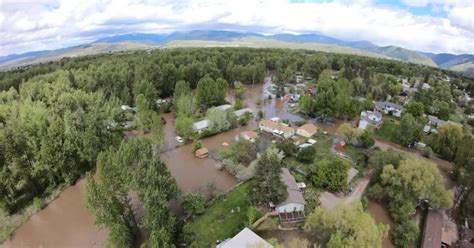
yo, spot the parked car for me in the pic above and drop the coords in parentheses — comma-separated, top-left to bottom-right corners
(175, 136, 184, 143)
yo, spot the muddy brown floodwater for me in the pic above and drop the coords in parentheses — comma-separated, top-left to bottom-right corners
(367, 201, 397, 248)
(1, 179, 107, 248)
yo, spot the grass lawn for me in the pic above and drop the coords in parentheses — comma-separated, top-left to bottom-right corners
(313, 134, 334, 161)
(186, 182, 252, 245)
(375, 120, 400, 143)
(285, 133, 335, 176)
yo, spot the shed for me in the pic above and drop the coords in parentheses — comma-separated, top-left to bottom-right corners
(336, 141, 345, 151)
(240, 131, 258, 142)
(195, 148, 209, 159)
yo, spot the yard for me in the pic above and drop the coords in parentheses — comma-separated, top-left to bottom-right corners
(375, 120, 400, 143)
(185, 182, 252, 246)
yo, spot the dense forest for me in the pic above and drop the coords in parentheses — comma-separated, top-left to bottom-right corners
(1, 47, 473, 246)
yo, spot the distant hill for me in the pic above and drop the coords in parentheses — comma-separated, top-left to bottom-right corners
(368, 46, 437, 67)
(1, 30, 473, 77)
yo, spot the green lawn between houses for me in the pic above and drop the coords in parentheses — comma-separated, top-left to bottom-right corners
(374, 120, 401, 143)
(186, 182, 252, 246)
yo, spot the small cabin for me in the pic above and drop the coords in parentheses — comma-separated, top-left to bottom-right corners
(195, 148, 209, 159)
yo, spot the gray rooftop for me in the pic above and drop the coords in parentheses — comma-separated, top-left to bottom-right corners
(278, 168, 306, 207)
(375, 101, 404, 111)
(234, 108, 253, 117)
(193, 119, 209, 130)
(428, 115, 447, 127)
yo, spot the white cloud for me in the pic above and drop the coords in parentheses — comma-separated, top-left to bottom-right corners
(0, 0, 473, 56)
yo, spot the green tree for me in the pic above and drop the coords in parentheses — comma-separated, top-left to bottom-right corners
(304, 202, 388, 247)
(252, 147, 287, 204)
(192, 140, 203, 152)
(86, 171, 135, 248)
(310, 158, 350, 192)
(176, 92, 197, 117)
(175, 115, 195, 140)
(314, 77, 337, 119)
(220, 138, 258, 165)
(406, 101, 424, 118)
(373, 157, 452, 222)
(207, 108, 230, 132)
(399, 113, 422, 147)
(196, 76, 228, 110)
(182, 193, 206, 216)
(432, 123, 464, 161)
(297, 146, 316, 163)
(173, 80, 190, 101)
(276, 139, 298, 157)
(133, 79, 157, 107)
(393, 220, 419, 248)
(299, 95, 315, 116)
(359, 129, 375, 148)
(135, 94, 155, 131)
(337, 123, 360, 144)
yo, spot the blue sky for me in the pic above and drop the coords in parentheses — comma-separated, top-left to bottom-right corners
(1, 0, 473, 56)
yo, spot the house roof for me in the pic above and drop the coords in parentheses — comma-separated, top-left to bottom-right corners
(375, 101, 404, 111)
(298, 123, 318, 135)
(209, 104, 232, 112)
(193, 119, 209, 130)
(278, 168, 306, 207)
(259, 119, 295, 134)
(234, 108, 253, 117)
(241, 131, 258, 140)
(428, 115, 447, 127)
(421, 210, 443, 248)
(218, 227, 273, 248)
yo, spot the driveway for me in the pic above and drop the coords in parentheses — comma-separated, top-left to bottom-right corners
(319, 174, 370, 209)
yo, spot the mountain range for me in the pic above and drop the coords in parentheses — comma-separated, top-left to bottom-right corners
(1, 30, 473, 77)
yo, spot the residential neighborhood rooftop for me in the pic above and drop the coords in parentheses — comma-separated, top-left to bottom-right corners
(297, 123, 318, 135)
(278, 168, 306, 207)
(217, 227, 273, 248)
(193, 119, 210, 131)
(421, 210, 443, 248)
(234, 108, 253, 117)
(260, 119, 295, 134)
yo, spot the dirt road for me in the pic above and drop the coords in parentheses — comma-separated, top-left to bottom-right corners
(319, 176, 370, 208)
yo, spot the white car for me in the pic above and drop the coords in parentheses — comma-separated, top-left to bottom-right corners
(175, 136, 184, 143)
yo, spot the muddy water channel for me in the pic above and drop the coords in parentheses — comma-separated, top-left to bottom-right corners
(367, 201, 397, 248)
(1, 179, 107, 248)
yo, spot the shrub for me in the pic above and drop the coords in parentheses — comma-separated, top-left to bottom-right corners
(296, 147, 316, 163)
(192, 140, 203, 152)
(392, 220, 419, 248)
(422, 147, 433, 158)
(183, 193, 206, 216)
(33, 197, 44, 210)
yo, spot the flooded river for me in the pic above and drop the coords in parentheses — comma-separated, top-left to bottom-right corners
(1, 179, 107, 248)
(367, 201, 397, 248)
